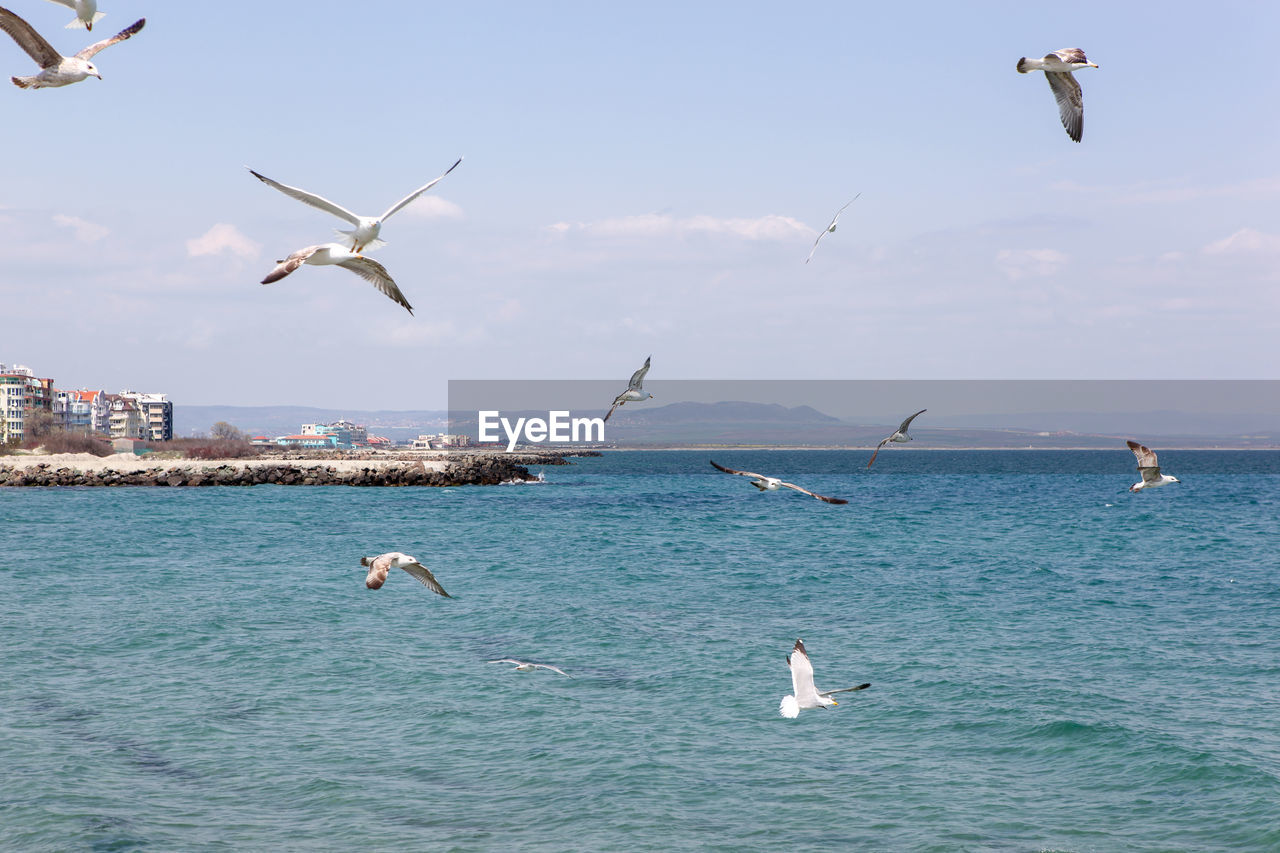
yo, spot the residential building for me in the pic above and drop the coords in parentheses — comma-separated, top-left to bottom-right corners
(1, 364, 54, 442)
(410, 433, 474, 449)
(55, 389, 105, 434)
(106, 395, 143, 440)
(300, 420, 369, 447)
(120, 391, 173, 441)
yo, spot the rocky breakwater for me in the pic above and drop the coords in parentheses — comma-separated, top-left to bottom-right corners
(0, 452, 541, 488)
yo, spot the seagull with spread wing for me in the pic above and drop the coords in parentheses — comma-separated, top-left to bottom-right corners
(360, 552, 451, 596)
(867, 409, 926, 468)
(41, 0, 104, 30)
(488, 660, 572, 677)
(1126, 440, 1180, 492)
(248, 158, 462, 253)
(779, 638, 870, 719)
(0, 7, 142, 89)
(805, 194, 860, 264)
(710, 460, 848, 504)
(604, 356, 652, 422)
(260, 243, 414, 315)
(1015, 48, 1098, 143)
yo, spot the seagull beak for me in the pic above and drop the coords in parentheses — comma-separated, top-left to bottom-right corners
(831, 701, 838, 706)
(94, 73, 102, 80)
(1089, 62, 1099, 68)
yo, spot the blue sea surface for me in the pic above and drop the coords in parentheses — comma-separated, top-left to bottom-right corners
(2, 450, 1279, 851)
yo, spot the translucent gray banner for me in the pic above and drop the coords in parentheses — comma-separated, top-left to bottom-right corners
(447, 380, 1280, 450)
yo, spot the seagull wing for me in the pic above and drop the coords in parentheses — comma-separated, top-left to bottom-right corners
(335, 256, 415, 315)
(261, 245, 322, 284)
(1045, 70, 1084, 142)
(0, 8, 64, 67)
(396, 560, 451, 597)
(534, 664, 571, 677)
(866, 437, 892, 468)
(898, 408, 927, 433)
(820, 683, 871, 697)
(627, 356, 651, 390)
(804, 229, 827, 264)
(248, 169, 363, 227)
(603, 399, 622, 422)
(488, 659, 524, 665)
(1126, 440, 1159, 469)
(780, 481, 848, 504)
(1052, 48, 1090, 64)
(378, 157, 464, 221)
(42, 0, 77, 8)
(74, 17, 144, 60)
(709, 459, 770, 480)
(788, 640, 822, 707)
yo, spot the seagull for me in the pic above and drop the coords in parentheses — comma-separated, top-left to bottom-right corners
(40, 0, 103, 30)
(487, 659, 572, 677)
(360, 552, 451, 596)
(1015, 48, 1099, 143)
(1126, 440, 1180, 492)
(248, 157, 463, 253)
(805, 194, 860, 264)
(710, 460, 848, 504)
(866, 409, 926, 468)
(779, 638, 870, 719)
(0, 8, 141, 88)
(261, 243, 414, 315)
(603, 356, 652, 422)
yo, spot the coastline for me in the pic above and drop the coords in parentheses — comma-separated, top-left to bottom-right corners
(0, 449, 581, 488)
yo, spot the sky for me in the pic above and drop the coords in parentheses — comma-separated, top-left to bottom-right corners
(1, 1, 1277, 409)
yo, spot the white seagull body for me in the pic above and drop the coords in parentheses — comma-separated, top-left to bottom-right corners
(805, 194, 860, 264)
(779, 638, 870, 718)
(41, 0, 103, 30)
(867, 409, 926, 468)
(604, 356, 652, 422)
(248, 157, 463, 253)
(261, 243, 414, 315)
(1016, 48, 1098, 143)
(1126, 440, 1180, 492)
(488, 659, 572, 677)
(710, 460, 848, 504)
(360, 552, 451, 596)
(0, 8, 142, 89)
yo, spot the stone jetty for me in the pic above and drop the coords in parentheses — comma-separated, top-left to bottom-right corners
(0, 450, 587, 488)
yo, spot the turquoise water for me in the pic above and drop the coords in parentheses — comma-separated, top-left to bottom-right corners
(2, 450, 1279, 851)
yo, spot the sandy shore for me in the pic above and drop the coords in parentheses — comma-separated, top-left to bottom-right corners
(0, 452, 451, 474)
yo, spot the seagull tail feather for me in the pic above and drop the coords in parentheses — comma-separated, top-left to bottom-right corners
(66, 12, 107, 29)
(1015, 57, 1031, 73)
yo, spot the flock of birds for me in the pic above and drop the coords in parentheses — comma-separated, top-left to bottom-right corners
(2, 6, 1150, 713)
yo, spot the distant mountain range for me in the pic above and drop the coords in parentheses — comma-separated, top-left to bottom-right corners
(181, 401, 1278, 448)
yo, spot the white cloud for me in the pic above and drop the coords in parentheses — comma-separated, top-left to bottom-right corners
(1203, 228, 1280, 255)
(548, 212, 810, 241)
(995, 248, 1068, 280)
(52, 214, 109, 243)
(186, 223, 260, 260)
(399, 195, 464, 220)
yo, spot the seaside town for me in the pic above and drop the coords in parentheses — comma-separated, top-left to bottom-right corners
(1, 361, 479, 451)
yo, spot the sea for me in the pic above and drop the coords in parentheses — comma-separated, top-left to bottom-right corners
(2, 450, 1278, 852)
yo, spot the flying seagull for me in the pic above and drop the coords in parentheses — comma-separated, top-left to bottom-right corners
(1126, 440, 1180, 492)
(805, 193, 861, 264)
(867, 409, 926, 468)
(488, 659, 572, 677)
(360, 552, 451, 596)
(710, 460, 848, 504)
(1015, 48, 1098, 143)
(261, 243, 414, 315)
(41, 0, 103, 30)
(604, 356, 652, 422)
(0, 8, 142, 89)
(779, 638, 870, 719)
(248, 157, 463, 253)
